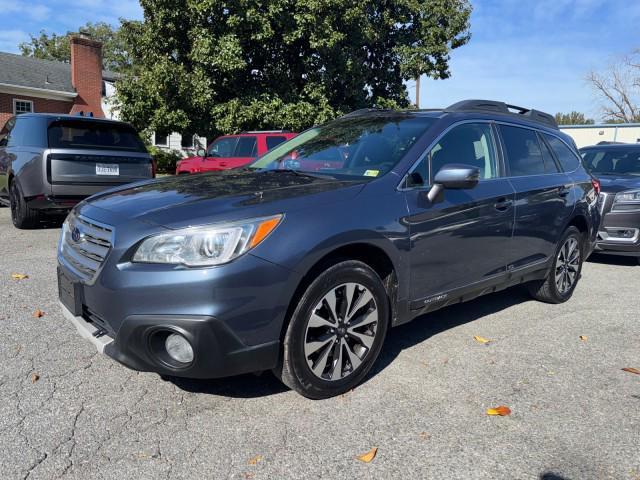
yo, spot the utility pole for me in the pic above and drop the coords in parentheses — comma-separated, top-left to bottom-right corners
(415, 76, 420, 109)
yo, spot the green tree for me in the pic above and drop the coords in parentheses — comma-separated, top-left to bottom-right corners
(554, 111, 595, 125)
(19, 22, 131, 72)
(116, 0, 471, 138)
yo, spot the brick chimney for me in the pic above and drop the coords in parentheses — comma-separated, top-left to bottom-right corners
(69, 34, 105, 117)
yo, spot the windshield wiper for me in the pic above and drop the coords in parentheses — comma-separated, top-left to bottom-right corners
(263, 169, 339, 180)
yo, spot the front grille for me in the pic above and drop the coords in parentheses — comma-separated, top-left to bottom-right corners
(59, 213, 114, 284)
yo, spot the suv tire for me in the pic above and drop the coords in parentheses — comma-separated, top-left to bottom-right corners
(275, 260, 389, 399)
(9, 180, 41, 229)
(527, 226, 584, 304)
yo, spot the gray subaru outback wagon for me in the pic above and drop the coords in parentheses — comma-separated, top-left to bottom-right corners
(0, 113, 154, 228)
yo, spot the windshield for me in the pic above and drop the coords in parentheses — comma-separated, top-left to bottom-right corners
(47, 120, 146, 152)
(581, 147, 640, 176)
(249, 114, 436, 179)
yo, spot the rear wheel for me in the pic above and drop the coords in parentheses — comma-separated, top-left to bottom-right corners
(275, 261, 389, 399)
(527, 226, 584, 303)
(9, 180, 41, 229)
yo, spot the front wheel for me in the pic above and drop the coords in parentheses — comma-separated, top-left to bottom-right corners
(275, 261, 390, 399)
(527, 226, 584, 303)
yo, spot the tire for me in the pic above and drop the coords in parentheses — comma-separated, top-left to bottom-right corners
(527, 226, 584, 304)
(274, 260, 390, 399)
(9, 180, 41, 229)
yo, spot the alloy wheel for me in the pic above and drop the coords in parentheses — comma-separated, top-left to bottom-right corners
(555, 236, 580, 295)
(304, 282, 378, 381)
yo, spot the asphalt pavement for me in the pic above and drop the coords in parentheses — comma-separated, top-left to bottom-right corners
(0, 207, 638, 480)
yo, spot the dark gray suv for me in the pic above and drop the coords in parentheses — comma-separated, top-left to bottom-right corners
(0, 113, 154, 228)
(57, 100, 600, 399)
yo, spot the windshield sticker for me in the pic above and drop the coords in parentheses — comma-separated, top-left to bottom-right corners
(363, 170, 380, 177)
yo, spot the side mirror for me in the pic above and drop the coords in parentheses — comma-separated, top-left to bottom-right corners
(197, 148, 207, 158)
(427, 164, 480, 203)
(0, 137, 7, 147)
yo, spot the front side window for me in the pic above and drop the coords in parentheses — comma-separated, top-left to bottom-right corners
(581, 147, 640, 176)
(13, 99, 33, 115)
(427, 123, 498, 182)
(207, 137, 239, 157)
(47, 121, 147, 152)
(500, 125, 546, 176)
(250, 114, 436, 179)
(544, 134, 580, 172)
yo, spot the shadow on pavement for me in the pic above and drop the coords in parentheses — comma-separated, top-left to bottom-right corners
(587, 253, 638, 267)
(170, 285, 532, 399)
(540, 473, 570, 480)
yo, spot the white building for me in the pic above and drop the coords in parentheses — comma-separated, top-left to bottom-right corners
(102, 75, 207, 157)
(560, 123, 640, 149)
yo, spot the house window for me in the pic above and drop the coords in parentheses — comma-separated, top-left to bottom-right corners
(154, 131, 168, 146)
(181, 133, 195, 148)
(13, 99, 33, 115)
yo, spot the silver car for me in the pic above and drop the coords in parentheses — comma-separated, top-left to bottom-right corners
(0, 113, 154, 228)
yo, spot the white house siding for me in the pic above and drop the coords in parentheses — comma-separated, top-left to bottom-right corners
(560, 124, 640, 149)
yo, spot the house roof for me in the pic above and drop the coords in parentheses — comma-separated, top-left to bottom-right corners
(0, 51, 117, 93)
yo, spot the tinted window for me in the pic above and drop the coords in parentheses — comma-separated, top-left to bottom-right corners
(430, 123, 498, 181)
(544, 134, 580, 172)
(581, 147, 640, 176)
(251, 114, 436, 179)
(266, 136, 287, 150)
(48, 121, 146, 152)
(538, 134, 561, 173)
(500, 125, 545, 176)
(6, 118, 23, 147)
(207, 137, 238, 157)
(234, 136, 258, 157)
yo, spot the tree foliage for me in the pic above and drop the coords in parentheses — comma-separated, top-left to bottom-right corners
(554, 111, 594, 125)
(587, 52, 640, 123)
(116, 0, 471, 138)
(19, 22, 131, 72)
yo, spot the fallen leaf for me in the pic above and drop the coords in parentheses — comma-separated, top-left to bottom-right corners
(11, 273, 29, 280)
(356, 447, 378, 463)
(30, 373, 40, 384)
(474, 335, 490, 344)
(622, 367, 640, 375)
(243, 473, 255, 479)
(579, 335, 587, 341)
(33, 309, 45, 318)
(419, 432, 429, 440)
(486, 406, 511, 416)
(247, 455, 262, 465)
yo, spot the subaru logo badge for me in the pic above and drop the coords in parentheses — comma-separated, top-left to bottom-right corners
(71, 226, 83, 243)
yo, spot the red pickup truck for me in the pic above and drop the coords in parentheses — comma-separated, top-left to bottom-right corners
(176, 131, 297, 174)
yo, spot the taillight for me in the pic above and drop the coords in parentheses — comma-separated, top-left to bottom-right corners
(591, 177, 600, 195)
(151, 159, 157, 178)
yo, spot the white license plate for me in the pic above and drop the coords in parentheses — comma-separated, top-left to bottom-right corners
(96, 163, 119, 176)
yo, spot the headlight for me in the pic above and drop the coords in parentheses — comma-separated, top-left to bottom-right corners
(132, 214, 282, 266)
(614, 189, 640, 204)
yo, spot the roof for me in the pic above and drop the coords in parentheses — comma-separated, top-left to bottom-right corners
(560, 123, 640, 129)
(580, 143, 640, 150)
(0, 51, 116, 93)
(15, 112, 131, 125)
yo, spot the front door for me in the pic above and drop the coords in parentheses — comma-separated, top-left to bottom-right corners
(404, 122, 516, 306)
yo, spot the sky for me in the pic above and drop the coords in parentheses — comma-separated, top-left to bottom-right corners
(0, 0, 636, 122)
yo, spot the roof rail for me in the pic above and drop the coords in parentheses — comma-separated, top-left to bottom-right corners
(445, 99, 558, 129)
(596, 141, 626, 145)
(241, 130, 291, 134)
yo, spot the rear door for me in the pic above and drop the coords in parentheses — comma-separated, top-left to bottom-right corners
(405, 121, 516, 305)
(498, 124, 574, 269)
(46, 119, 152, 196)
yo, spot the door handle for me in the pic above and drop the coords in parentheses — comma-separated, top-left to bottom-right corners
(494, 197, 513, 211)
(558, 186, 570, 197)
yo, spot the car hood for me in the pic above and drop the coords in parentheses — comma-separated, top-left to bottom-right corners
(82, 169, 365, 228)
(595, 174, 640, 194)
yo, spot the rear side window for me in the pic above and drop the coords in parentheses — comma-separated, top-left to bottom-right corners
(234, 136, 258, 157)
(500, 125, 545, 176)
(538, 134, 561, 173)
(48, 121, 146, 152)
(266, 136, 287, 150)
(544, 134, 580, 172)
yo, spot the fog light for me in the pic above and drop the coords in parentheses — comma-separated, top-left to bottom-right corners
(165, 333, 194, 364)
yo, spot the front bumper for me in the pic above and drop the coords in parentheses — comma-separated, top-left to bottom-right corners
(595, 196, 640, 257)
(59, 301, 280, 378)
